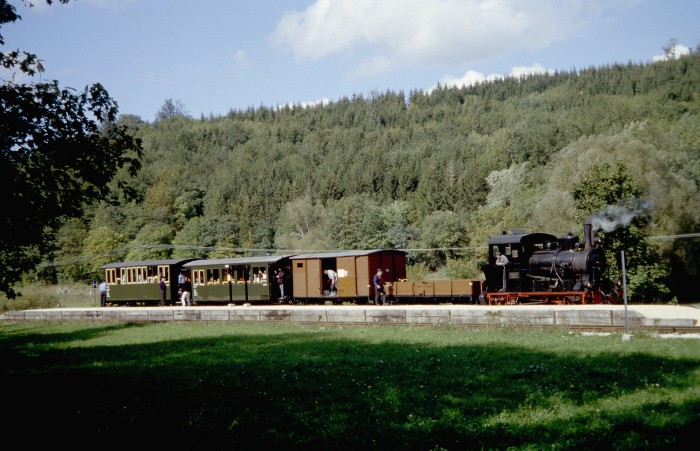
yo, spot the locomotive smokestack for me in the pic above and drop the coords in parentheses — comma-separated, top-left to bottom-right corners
(583, 223, 593, 250)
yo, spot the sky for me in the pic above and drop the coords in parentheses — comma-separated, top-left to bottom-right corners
(2, 0, 698, 121)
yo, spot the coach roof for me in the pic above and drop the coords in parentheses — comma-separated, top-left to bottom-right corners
(290, 249, 406, 260)
(99, 258, 195, 269)
(184, 255, 294, 267)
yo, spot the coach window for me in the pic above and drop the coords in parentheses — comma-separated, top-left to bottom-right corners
(252, 266, 265, 283)
(491, 246, 499, 258)
(158, 265, 170, 283)
(207, 268, 221, 284)
(504, 245, 512, 256)
(106, 269, 116, 285)
(193, 270, 205, 285)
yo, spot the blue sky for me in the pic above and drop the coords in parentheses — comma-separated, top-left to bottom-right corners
(3, 0, 698, 121)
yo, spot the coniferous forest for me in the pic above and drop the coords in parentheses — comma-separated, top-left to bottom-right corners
(46, 51, 700, 302)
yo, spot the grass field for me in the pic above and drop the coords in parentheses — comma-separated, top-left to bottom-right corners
(1, 321, 698, 450)
(0, 283, 100, 312)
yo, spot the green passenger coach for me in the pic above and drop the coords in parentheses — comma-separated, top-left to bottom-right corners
(100, 258, 195, 305)
(183, 256, 293, 305)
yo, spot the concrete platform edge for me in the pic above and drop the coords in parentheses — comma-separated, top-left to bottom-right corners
(1, 305, 698, 333)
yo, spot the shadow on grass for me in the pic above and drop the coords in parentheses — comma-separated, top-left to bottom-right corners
(1, 324, 698, 450)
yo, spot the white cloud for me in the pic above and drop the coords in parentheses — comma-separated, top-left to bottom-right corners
(276, 97, 331, 110)
(431, 63, 553, 91)
(651, 43, 691, 62)
(436, 69, 500, 89)
(509, 63, 552, 78)
(270, 0, 610, 76)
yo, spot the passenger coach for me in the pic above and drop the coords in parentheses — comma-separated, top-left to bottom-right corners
(183, 255, 293, 305)
(99, 258, 195, 305)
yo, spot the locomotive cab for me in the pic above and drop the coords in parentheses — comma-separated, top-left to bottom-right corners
(481, 230, 558, 292)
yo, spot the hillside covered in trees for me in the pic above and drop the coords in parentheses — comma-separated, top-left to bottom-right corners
(48, 51, 699, 302)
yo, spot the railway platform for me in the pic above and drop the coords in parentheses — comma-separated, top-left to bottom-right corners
(2, 304, 699, 334)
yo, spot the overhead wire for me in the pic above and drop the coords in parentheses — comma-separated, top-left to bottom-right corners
(37, 233, 700, 268)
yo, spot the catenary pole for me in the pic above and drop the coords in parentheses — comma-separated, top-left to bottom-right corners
(621, 251, 630, 337)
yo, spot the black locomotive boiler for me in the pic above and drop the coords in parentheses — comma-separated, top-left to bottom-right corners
(481, 223, 613, 305)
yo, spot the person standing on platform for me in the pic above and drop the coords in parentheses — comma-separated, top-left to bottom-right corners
(181, 277, 192, 306)
(160, 277, 167, 306)
(99, 280, 107, 307)
(373, 269, 386, 305)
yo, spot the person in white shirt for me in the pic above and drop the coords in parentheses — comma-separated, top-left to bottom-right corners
(495, 252, 509, 291)
(325, 269, 338, 295)
(495, 252, 509, 266)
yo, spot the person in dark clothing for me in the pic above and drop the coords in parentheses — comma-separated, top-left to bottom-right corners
(373, 269, 386, 305)
(160, 277, 167, 306)
(276, 268, 285, 300)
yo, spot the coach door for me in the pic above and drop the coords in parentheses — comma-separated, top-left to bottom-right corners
(336, 256, 357, 297)
(305, 259, 322, 297)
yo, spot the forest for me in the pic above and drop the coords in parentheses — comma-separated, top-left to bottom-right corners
(43, 50, 700, 302)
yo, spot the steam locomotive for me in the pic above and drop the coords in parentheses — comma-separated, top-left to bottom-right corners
(480, 223, 617, 304)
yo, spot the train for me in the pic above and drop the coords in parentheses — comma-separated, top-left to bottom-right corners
(99, 223, 619, 306)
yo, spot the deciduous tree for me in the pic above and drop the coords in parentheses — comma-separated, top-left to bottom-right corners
(1, 0, 142, 298)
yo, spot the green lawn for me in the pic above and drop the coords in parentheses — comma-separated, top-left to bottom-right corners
(1, 321, 698, 450)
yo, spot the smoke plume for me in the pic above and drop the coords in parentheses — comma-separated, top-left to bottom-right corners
(588, 199, 654, 232)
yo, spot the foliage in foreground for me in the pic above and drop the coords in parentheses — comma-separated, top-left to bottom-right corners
(1, 322, 697, 450)
(1, 0, 143, 299)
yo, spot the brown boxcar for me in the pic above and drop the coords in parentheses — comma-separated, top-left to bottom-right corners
(290, 249, 406, 303)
